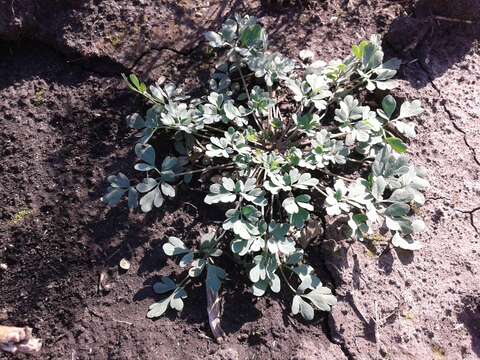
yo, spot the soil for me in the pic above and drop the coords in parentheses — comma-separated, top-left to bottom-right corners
(0, 0, 479, 359)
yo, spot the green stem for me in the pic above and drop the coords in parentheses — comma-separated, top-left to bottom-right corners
(318, 169, 355, 182)
(177, 275, 191, 288)
(237, 62, 264, 131)
(195, 133, 212, 141)
(314, 185, 327, 197)
(172, 163, 234, 177)
(204, 125, 225, 134)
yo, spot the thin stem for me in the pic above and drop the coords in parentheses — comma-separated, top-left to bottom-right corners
(215, 228, 229, 243)
(237, 62, 264, 131)
(318, 169, 355, 182)
(328, 69, 373, 105)
(130, 86, 164, 106)
(195, 133, 212, 141)
(204, 125, 225, 134)
(247, 139, 268, 150)
(279, 265, 297, 293)
(330, 132, 345, 139)
(195, 138, 206, 151)
(230, 72, 255, 82)
(314, 185, 327, 197)
(347, 157, 372, 164)
(177, 275, 191, 289)
(173, 163, 234, 177)
(270, 194, 274, 223)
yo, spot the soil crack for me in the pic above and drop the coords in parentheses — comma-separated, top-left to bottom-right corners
(415, 60, 480, 167)
(441, 103, 480, 167)
(454, 207, 480, 235)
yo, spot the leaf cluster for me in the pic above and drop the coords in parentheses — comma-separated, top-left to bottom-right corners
(104, 14, 428, 322)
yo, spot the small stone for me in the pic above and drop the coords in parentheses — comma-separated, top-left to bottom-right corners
(0, 263, 7, 271)
(119, 258, 131, 271)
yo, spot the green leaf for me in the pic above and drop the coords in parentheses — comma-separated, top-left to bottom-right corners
(163, 236, 190, 256)
(170, 294, 184, 311)
(290, 208, 310, 228)
(392, 232, 422, 251)
(388, 189, 414, 203)
(352, 213, 368, 224)
(352, 40, 369, 59)
(147, 297, 170, 318)
(129, 74, 141, 89)
(286, 249, 304, 265)
(189, 258, 207, 277)
(139, 187, 162, 212)
(386, 137, 407, 154)
(108, 172, 130, 188)
(161, 158, 177, 173)
(153, 277, 176, 294)
(179, 252, 194, 267)
(126, 113, 145, 129)
(135, 163, 156, 172)
(293, 296, 315, 320)
(304, 288, 337, 311)
(252, 279, 268, 297)
(135, 143, 156, 165)
(161, 182, 176, 197)
(382, 95, 396, 119)
(206, 264, 226, 293)
(385, 203, 410, 217)
(136, 178, 158, 193)
(282, 197, 299, 214)
(127, 187, 138, 209)
(398, 100, 423, 119)
(240, 24, 263, 47)
(205, 31, 224, 47)
(102, 188, 126, 206)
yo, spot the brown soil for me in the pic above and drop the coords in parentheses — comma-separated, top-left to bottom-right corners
(0, 1, 479, 359)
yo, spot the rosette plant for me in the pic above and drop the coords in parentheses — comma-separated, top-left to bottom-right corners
(103, 14, 428, 325)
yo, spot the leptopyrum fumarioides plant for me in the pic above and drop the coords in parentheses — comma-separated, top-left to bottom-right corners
(103, 14, 428, 323)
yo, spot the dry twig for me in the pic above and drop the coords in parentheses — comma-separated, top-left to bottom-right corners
(206, 287, 225, 342)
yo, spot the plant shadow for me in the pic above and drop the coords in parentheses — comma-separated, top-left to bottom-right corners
(458, 294, 480, 357)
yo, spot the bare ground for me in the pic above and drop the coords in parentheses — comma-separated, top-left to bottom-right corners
(0, 1, 479, 359)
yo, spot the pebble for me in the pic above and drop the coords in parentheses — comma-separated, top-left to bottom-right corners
(0, 263, 7, 271)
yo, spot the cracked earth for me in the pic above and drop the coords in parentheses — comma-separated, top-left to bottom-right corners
(0, 1, 479, 359)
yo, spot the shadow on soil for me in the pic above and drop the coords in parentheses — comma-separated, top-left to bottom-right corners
(0, 40, 131, 334)
(384, 0, 480, 88)
(459, 294, 480, 357)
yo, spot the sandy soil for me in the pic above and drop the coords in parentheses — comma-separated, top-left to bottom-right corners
(0, 1, 479, 359)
